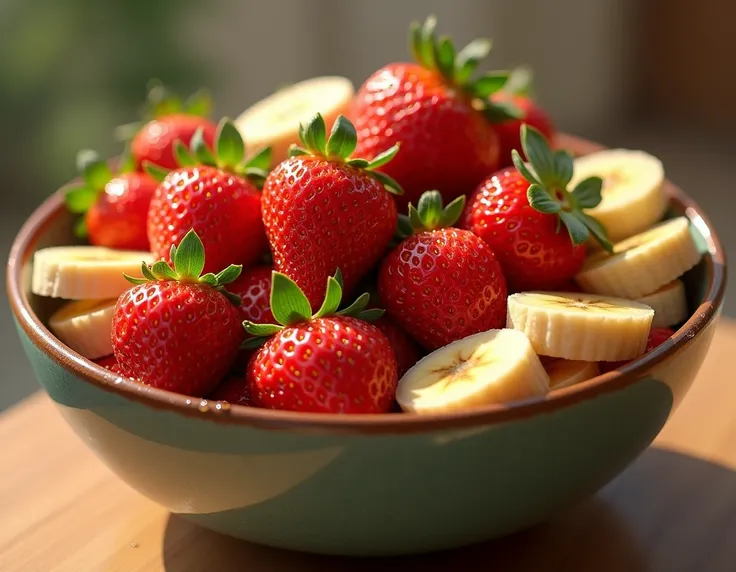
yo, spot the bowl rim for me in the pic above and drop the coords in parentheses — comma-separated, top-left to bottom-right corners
(6, 134, 728, 435)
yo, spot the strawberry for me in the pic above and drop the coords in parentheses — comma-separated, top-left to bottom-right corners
(373, 317, 423, 377)
(244, 270, 398, 413)
(461, 125, 612, 292)
(64, 149, 156, 251)
(600, 327, 676, 373)
(379, 191, 507, 350)
(228, 265, 275, 324)
(488, 67, 555, 168)
(208, 374, 254, 407)
(112, 230, 245, 396)
(146, 118, 271, 274)
(93, 355, 119, 371)
(119, 81, 217, 171)
(261, 113, 400, 309)
(350, 16, 520, 210)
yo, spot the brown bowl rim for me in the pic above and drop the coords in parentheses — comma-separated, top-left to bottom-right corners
(6, 134, 728, 435)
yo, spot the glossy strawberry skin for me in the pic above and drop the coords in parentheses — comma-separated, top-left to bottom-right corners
(600, 328, 676, 373)
(248, 316, 398, 413)
(148, 166, 266, 274)
(93, 355, 118, 370)
(228, 265, 274, 324)
(378, 228, 508, 350)
(208, 374, 254, 407)
(111, 282, 243, 396)
(261, 156, 397, 308)
(373, 317, 423, 377)
(491, 94, 555, 168)
(462, 169, 586, 292)
(132, 114, 217, 171)
(85, 172, 157, 251)
(350, 63, 500, 211)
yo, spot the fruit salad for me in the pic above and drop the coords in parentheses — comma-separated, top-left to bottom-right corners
(33, 15, 702, 415)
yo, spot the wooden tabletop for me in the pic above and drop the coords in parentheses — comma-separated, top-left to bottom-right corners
(2, 321, 736, 572)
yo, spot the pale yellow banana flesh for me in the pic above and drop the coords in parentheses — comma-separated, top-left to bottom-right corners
(32, 246, 153, 300)
(571, 148, 667, 243)
(48, 299, 117, 359)
(545, 359, 600, 391)
(234, 76, 355, 166)
(636, 279, 687, 328)
(507, 291, 654, 362)
(575, 217, 701, 299)
(396, 329, 549, 414)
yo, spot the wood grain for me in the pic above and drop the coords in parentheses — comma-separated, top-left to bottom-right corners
(2, 320, 736, 572)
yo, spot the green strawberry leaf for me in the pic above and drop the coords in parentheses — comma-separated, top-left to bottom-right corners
(143, 161, 170, 183)
(191, 126, 216, 165)
(174, 140, 197, 167)
(571, 176, 604, 209)
(184, 88, 212, 117)
(65, 186, 98, 214)
(300, 113, 328, 156)
(243, 322, 283, 336)
(118, 144, 136, 174)
(325, 115, 357, 160)
(366, 144, 400, 170)
(417, 190, 443, 229)
(370, 171, 404, 196)
(512, 150, 542, 186)
(397, 215, 414, 239)
(73, 216, 88, 239)
(469, 72, 509, 99)
(527, 185, 561, 214)
(243, 146, 272, 172)
(241, 336, 269, 350)
(270, 272, 312, 325)
(357, 308, 385, 322)
(314, 276, 343, 319)
(482, 99, 524, 122)
(215, 118, 245, 169)
(502, 66, 535, 98)
(558, 210, 590, 245)
(336, 292, 371, 317)
(553, 149, 574, 187)
(433, 35, 456, 80)
(173, 229, 206, 278)
(141, 262, 157, 282)
(439, 195, 467, 227)
(215, 265, 242, 286)
(76, 150, 112, 190)
(577, 211, 613, 252)
(454, 38, 492, 85)
(521, 125, 556, 182)
(346, 158, 370, 169)
(151, 260, 178, 280)
(333, 267, 344, 289)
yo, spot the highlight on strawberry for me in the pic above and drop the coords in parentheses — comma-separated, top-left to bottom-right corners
(379, 190, 508, 350)
(350, 14, 518, 210)
(462, 124, 612, 292)
(261, 113, 402, 309)
(65, 147, 156, 251)
(243, 269, 398, 414)
(112, 229, 244, 397)
(145, 117, 271, 275)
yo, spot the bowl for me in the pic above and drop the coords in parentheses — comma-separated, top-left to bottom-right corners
(6, 134, 727, 557)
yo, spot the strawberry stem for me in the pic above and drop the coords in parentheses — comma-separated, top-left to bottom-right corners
(408, 15, 522, 123)
(289, 113, 404, 196)
(513, 124, 613, 252)
(242, 269, 384, 348)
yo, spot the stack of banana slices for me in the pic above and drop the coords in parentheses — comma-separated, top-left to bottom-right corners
(398, 149, 702, 415)
(32, 246, 153, 360)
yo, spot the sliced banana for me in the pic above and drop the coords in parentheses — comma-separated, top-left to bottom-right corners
(49, 299, 116, 359)
(575, 217, 701, 299)
(396, 329, 549, 414)
(636, 279, 688, 328)
(32, 246, 154, 299)
(506, 291, 654, 361)
(570, 149, 667, 243)
(545, 359, 600, 391)
(235, 76, 355, 166)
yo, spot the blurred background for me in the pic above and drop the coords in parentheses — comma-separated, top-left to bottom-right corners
(2, 0, 734, 410)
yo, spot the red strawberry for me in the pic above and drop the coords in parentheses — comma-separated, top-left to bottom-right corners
(121, 82, 217, 171)
(379, 191, 508, 350)
(350, 16, 519, 210)
(488, 67, 555, 168)
(261, 113, 400, 309)
(228, 265, 274, 324)
(112, 230, 245, 396)
(208, 374, 254, 407)
(245, 270, 398, 413)
(65, 150, 156, 251)
(600, 327, 676, 373)
(461, 125, 612, 292)
(146, 118, 270, 274)
(373, 317, 423, 377)
(93, 355, 119, 370)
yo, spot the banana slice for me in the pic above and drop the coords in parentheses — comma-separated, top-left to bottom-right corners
(32, 246, 154, 299)
(506, 291, 654, 361)
(396, 329, 549, 414)
(636, 279, 688, 328)
(575, 217, 701, 299)
(48, 299, 116, 359)
(570, 149, 667, 243)
(545, 359, 600, 391)
(235, 76, 355, 166)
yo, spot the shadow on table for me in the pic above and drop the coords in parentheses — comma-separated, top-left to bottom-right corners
(162, 447, 736, 572)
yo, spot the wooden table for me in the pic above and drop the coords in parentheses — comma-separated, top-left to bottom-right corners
(1, 322, 735, 572)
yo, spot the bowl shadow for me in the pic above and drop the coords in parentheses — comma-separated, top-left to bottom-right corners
(162, 447, 736, 571)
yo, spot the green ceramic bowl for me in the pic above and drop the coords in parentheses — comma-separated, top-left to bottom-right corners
(7, 135, 727, 557)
